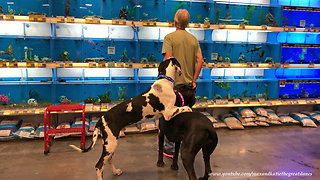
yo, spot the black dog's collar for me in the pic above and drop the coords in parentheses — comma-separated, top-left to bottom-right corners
(158, 75, 175, 84)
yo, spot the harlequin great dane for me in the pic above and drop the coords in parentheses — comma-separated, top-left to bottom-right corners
(71, 57, 192, 180)
(157, 111, 218, 180)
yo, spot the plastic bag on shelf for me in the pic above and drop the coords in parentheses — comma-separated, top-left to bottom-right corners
(0, 120, 21, 137)
(212, 122, 227, 128)
(89, 116, 100, 132)
(265, 109, 281, 121)
(201, 112, 218, 123)
(138, 120, 157, 132)
(252, 107, 268, 117)
(71, 117, 90, 131)
(278, 113, 299, 123)
(300, 112, 320, 123)
(238, 108, 257, 118)
(289, 113, 317, 128)
(54, 122, 72, 139)
(13, 122, 35, 139)
(219, 114, 244, 130)
(34, 123, 53, 138)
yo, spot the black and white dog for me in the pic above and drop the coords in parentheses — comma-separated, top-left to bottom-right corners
(157, 111, 218, 180)
(71, 57, 192, 180)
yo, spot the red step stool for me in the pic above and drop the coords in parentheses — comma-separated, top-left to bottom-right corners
(44, 104, 86, 154)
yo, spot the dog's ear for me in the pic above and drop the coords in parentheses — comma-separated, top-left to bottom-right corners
(158, 59, 171, 76)
(169, 57, 181, 69)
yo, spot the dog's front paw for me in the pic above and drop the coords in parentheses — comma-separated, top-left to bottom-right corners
(170, 164, 178, 170)
(113, 169, 123, 176)
(157, 161, 165, 167)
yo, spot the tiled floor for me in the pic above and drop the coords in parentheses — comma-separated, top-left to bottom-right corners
(0, 125, 319, 180)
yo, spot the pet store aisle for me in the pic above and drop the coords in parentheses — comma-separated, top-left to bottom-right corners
(0, 125, 319, 180)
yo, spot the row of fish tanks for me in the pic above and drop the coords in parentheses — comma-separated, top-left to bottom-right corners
(0, 0, 319, 27)
(1, 36, 320, 64)
(1, 68, 320, 107)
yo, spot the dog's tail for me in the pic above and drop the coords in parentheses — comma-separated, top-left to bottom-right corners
(69, 118, 102, 153)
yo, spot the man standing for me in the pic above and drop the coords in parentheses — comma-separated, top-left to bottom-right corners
(161, 9, 204, 157)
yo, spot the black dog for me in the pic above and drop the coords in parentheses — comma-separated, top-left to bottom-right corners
(157, 111, 218, 180)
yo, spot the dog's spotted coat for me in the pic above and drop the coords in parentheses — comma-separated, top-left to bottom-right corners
(72, 58, 192, 180)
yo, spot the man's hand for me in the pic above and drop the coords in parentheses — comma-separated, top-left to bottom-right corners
(192, 81, 197, 90)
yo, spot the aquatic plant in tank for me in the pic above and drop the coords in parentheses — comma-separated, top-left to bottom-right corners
(98, 91, 111, 103)
(118, 86, 128, 100)
(0, 45, 14, 60)
(0, 94, 10, 105)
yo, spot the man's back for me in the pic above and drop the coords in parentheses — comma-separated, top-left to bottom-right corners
(162, 30, 201, 85)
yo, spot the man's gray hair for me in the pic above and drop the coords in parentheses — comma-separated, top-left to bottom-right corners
(174, 9, 190, 29)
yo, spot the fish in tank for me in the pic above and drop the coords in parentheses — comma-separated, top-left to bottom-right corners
(279, 80, 320, 99)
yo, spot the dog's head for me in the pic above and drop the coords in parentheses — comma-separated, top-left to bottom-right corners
(158, 57, 182, 77)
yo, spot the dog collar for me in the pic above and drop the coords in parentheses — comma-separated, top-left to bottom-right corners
(158, 75, 175, 84)
(174, 90, 185, 106)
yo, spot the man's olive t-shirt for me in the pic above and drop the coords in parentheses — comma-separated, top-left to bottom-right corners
(162, 30, 201, 85)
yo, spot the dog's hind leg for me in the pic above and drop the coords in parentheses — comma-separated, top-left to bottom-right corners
(157, 130, 165, 167)
(95, 116, 122, 179)
(95, 140, 122, 179)
(199, 144, 215, 180)
(171, 141, 181, 170)
(180, 141, 201, 180)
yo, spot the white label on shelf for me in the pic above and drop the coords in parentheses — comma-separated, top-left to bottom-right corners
(138, 27, 159, 40)
(83, 24, 109, 38)
(55, 24, 83, 37)
(300, 20, 306, 28)
(28, 68, 52, 78)
(186, 28, 205, 41)
(109, 26, 134, 39)
(25, 22, 51, 37)
(159, 27, 175, 40)
(0, 21, 24, 36)
(138, 68, 158, 77)
(108, 47, 115, 55)
(211, 53, 218, 60)
(212, 30, 228, 42)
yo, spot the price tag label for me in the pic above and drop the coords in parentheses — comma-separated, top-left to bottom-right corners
(211, 53, 218, 61)
(57, 16, 65, 23)
(9, 62, 18, 67)
(258, 98, 265, 104)
(216, 99, 228, 105)
(233, 99, 241, 104)
(85, 18, 100, 24)
(194, 23, 201, 28)
(29, 15, 47, 22)
(27, 62, 35, 68)
(5, 15, 14, 21)
(66, 17, 75, 23)
(143, 21, 156, 26)
(89, 62, 96, 68)
(112, 19, 126, 25)
(108, 47, 115, 55)
(242, 99, 249, 104)
(98, 62, 106, 68)
(65, 62, 73, 68)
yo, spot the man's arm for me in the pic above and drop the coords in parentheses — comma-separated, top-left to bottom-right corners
(163, 52, 173, 61)
(192, 52, 204, 89)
